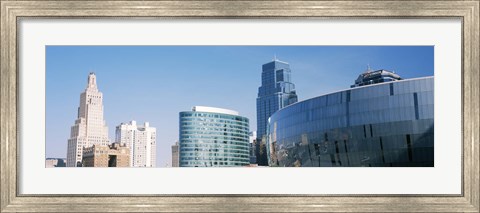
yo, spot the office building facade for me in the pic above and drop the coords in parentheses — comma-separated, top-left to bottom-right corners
(256, 58, 298, 165)
(82, 143, 130, 167)
(257, 58, 298, 138)
(67, 73, 110, 167)
(267, 71, 434, 167)
(116, 121, 156, 167)
(179, 106, 250, 167)
(171, 141, 179, 167)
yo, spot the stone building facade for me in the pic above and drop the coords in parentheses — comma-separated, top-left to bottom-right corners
(82, 143, 130, 167)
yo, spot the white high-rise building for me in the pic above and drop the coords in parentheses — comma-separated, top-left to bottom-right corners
(116, 121, 156, 167)
(67, 73, 110, 167)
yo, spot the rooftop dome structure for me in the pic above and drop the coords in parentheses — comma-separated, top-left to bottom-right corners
(351, 67, 402, 88)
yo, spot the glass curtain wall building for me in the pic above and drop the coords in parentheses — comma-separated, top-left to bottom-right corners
(256, 58, 298, 165)
(179, 106, 250, 167)
(267, 71, 434, 167)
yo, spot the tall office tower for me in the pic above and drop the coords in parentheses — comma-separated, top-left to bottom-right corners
(67, 73, 110, 167)
(116, 121, 157, 167)
(179, 106, 250, 167)
(171, 141, 179, 167)
(256, 58, 298, 165)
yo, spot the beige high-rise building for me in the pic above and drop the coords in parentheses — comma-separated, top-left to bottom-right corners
(67, 73, 110, 167)
(82, 143, 130, 167)
(171, 141, 179, 167)
(116, 121, 156, 167)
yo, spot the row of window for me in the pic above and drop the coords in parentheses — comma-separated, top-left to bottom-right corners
(180, 157, 250, 162)
(180, 143, 248, 150)
(180, 131, 249, 139)
(180, 124, 249, 132)
(180, 120, 248, 130)
(180, 148, 249, 154)
(180, 113, 249, 122)
(180, 161, 248, 166)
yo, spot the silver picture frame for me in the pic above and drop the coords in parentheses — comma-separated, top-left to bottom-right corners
(1, 1, 478, 212)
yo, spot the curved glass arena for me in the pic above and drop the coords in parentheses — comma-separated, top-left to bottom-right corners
(179, 106, 250, 167)
(267, 75, 434, 167)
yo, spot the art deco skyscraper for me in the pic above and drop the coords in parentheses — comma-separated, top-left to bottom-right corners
(256, 58, 298, 165)
(66, 73, 110, 167)
(116, 121, 157, 167)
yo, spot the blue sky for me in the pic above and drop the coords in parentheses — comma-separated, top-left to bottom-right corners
(46, 46, 434, 167)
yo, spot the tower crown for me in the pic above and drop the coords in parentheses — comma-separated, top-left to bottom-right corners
(87, 72, 97, 88)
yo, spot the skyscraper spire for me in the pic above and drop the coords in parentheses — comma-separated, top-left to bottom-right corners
(367, 63, 372, 72)
(273, 54, 277, 61)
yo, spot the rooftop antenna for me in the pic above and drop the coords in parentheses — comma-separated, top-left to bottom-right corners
(274, 54, 277, 61)
(366, 63, 372, 72)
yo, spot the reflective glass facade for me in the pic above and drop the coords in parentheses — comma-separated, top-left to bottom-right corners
(179, 110, 250, 167)
(267, 77, 434, 167)
(257, 59, 298, 138)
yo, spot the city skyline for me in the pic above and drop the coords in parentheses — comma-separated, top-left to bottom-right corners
(46, 46, 434, 167)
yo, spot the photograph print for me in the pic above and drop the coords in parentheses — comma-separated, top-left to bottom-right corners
(46, 46, 434, 168)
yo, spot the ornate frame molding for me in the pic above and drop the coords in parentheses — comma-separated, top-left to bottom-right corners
(1, 1, 478, 212)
